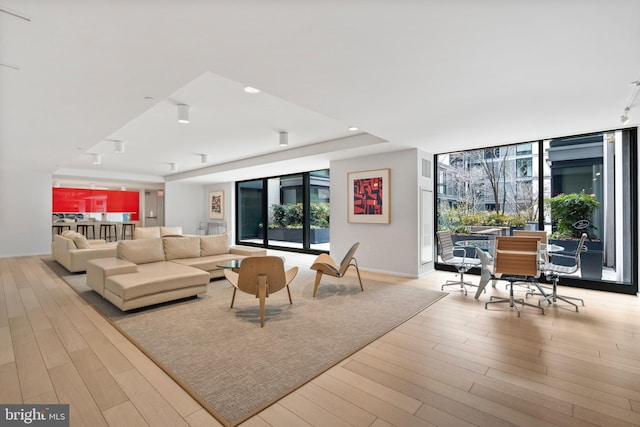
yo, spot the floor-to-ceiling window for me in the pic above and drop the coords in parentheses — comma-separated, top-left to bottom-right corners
(435, 129, 637, 294)
(236, 169, 330, 253)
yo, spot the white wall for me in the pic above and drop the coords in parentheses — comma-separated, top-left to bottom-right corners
(0, 171, 52, 257)
(330, 149, 423, 277)
(164, 181, 206, 235)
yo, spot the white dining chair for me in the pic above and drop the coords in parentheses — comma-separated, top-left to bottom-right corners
(436, 231, 481, 296)
(539, 233, 587, 312)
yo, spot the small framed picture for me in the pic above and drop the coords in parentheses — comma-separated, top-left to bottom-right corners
(347, 168, 390, 224)
(209, 191, 224, 219)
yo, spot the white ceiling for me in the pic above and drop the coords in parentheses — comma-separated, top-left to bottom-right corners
(2, 1, 639, 188)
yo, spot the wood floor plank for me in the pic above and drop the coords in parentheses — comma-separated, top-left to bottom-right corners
(313, 372, 436, 427)
(0, 362, 22, 404)
(295, 382, 377, 427)
(114, 368, 189, 427)
(339, 359, 513, 427)
(81, 330, 134, 376)
(488, 363, 636, 409)
(69, 347, 129, 411)
(183, 408, 223, 427)
(0, 326, 14, 365)
(278, 392, 354, 427)
(327, 365, 423, 414)
(257, 403, 313, 427)
(49, 362, 109, 427)
(34, 327, 72, 369)
(48, 312, 89, 353)
(11, 317, 54, 400)
(102, 401, 149, 427)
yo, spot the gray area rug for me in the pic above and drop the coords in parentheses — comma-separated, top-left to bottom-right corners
(43, 258, 446, 426)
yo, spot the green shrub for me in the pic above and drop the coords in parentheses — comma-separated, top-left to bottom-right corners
(546, 192, 600, 238)
(270, 203, 330, 229)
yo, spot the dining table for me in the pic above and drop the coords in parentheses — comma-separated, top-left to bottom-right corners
(455, 239, 564, 299)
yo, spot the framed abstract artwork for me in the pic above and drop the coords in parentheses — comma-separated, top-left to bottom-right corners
(347, 168, 390, 224)
(208, 191, 224, 220)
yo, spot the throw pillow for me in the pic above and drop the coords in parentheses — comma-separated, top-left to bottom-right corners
(71, 233, 90, 249)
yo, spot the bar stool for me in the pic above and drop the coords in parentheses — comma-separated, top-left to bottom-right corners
(100, 223, 117, 242)
(52, 224, 71, 240)
(121, 223, 135, 240)
(76, 224, 95, 239)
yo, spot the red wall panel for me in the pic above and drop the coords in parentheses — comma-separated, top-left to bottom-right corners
(53, 188, 139, 219)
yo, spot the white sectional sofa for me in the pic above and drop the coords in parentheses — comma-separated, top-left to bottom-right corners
(86, 233, 266, 311)
(52, 231, 118, 273)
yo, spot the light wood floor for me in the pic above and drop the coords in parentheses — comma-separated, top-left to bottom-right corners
(2, 254, 640, 427)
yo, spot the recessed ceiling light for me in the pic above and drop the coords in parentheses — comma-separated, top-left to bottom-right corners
(244, 86, 261, 94)
(348, 126, 359, 131)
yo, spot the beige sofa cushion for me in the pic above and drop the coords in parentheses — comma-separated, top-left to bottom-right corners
(200, 233, 230, 256)
(58, 230, 90, 249)
(160, 226, 183, 237)
(71, 232, 90, 249)
(134, 227, 161, 240)
(61, 230, 76, 238)
(163, 236, 200, 260)
(117, 238, 165, 264)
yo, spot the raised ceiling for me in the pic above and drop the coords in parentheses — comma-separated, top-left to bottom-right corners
(1, 1, 639, 187)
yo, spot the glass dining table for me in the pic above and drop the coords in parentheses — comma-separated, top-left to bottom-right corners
(455, 239, 564, 299)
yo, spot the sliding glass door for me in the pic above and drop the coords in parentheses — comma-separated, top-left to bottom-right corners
(236, 170, 330, 253)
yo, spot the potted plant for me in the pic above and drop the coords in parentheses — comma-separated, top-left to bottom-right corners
(546, 192, 602, 279)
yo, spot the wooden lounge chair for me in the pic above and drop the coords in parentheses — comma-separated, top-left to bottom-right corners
(310, 242, 363, 297)
(224, 256, 298, 327)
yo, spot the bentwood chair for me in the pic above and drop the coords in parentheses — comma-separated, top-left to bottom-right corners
(436, 230, 481, 295)
(485, 236, 545, 317)
(224, 256, 298, 327)
(539, 233, 587, 312)
(310, 242, 363, 297)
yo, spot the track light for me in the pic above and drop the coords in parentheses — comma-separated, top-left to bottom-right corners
(177, 104, 190, 124)
(114, 140, 125, 153)
(92, 154, 102, 165)
(243, 86, 261, 94)
(170, 162, 177, 172)
(200, 154, 208, 164)
(620, 80, 640, 125)
(621, 107, 630, 125)
(279, 131, 288, 147)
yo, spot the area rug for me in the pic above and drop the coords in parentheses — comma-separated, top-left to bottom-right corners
(43, 258, 446, 426)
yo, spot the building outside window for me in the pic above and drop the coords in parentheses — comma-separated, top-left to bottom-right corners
(436, 130, 637, 294)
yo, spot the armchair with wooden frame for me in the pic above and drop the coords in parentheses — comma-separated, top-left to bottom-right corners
(224, 256, 298, 327)
(310, 242, 363, 297)
(485, 236, 545, 317)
